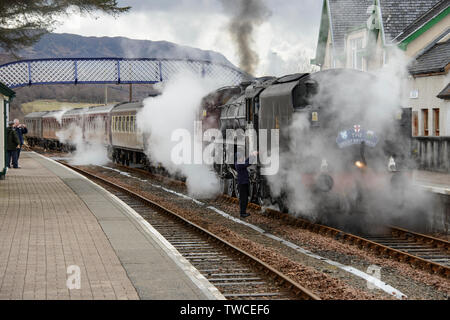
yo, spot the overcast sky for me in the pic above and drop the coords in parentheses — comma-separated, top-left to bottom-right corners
(55, 0, 323, 76)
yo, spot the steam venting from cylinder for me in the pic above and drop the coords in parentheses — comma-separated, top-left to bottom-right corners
(220, 0, 271, 75)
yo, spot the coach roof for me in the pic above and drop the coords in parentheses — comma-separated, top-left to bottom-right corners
(111, 101, 143, 113)
(24, 111, 49, 119)
(85, 104, 115, 115)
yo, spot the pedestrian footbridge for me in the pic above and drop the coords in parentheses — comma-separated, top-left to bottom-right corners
(0, 58, 248, 89)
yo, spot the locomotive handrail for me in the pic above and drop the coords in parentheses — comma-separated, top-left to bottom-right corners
(0, 57, 249, 89)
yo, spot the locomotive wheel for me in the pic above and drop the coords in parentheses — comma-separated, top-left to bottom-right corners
(219, 178, 228, 194)
(255, 183, 266, 207)
(248, 183, 254, 202)
(225, 179, 234, 197)
(277, 194, 289, 213)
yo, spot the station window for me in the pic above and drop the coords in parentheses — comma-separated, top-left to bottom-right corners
(422, 109, 429, 136)
(433, 108, 440, 137)
(412, 111, 418, 137)
(350, 37, 364, 71)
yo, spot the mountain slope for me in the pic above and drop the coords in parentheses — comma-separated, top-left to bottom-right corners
(1, 33, 236, 120)
(14, 33, 234, 66)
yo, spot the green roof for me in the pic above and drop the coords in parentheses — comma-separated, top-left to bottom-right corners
(0, 82, 15, 98)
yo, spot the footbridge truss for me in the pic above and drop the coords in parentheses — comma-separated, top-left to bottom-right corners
(0, 58, 248, 89)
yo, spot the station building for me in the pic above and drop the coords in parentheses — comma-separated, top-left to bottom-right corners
(312, 0, 449, 172)
(0, 82, 15, 179)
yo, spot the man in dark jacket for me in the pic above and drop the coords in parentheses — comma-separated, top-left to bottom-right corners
(6, 121, 20, 169)
(235, 150, 258, 218)
(13, 119, 27, 165)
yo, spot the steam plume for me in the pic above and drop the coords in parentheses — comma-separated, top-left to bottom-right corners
(220, 0, 271, 75)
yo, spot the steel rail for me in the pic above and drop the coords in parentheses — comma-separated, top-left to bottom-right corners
(219, 195, 450, 278)
(59, 161, 320, 300)
(109, 162, 450, 278)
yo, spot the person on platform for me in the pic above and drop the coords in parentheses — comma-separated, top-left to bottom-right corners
(13, 118, 27, 166)
(6, 121, 20, 169)
(235, 150, 258, 218)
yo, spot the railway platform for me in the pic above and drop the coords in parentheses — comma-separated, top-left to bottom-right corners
(0, 152, 221, 300)
(413, 170, 450, 195)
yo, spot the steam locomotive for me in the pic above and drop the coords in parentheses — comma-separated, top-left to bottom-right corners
(24, 68, 412, 230)
(200, 69, 413, 227)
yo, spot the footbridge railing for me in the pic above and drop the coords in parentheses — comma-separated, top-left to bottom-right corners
(0, 58, 248, 89)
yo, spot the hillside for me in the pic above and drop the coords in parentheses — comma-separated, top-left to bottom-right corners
(2, 33, 234, 66)
(0, 33, 236, 120)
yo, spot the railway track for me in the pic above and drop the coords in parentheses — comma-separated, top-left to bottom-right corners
(219, 196, 450, 279)
(99, 162, 450, 279)
(59, 161, 320, 300)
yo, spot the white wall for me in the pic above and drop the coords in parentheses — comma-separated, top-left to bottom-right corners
(407, 74, 450, 136)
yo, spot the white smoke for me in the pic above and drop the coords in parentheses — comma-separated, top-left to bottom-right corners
(53, 107, 69, 124)
(266, 48, 434, 232)
(56, 115, 110, 166)
(136, 71, 226, 199)
(259, 49, 319, 77)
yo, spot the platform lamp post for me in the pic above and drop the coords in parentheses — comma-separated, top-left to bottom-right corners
(0, 82, 16, 180)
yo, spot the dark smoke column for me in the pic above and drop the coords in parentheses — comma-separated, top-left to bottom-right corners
(220, 0, 272, 75)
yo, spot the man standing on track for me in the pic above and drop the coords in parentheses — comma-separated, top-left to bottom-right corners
(235, 150, 258, 218)
(6, 121, 20, 169)
(13, 118, 27, 167)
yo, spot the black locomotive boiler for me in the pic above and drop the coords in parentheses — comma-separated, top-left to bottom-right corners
(200, 69, 412, 229)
